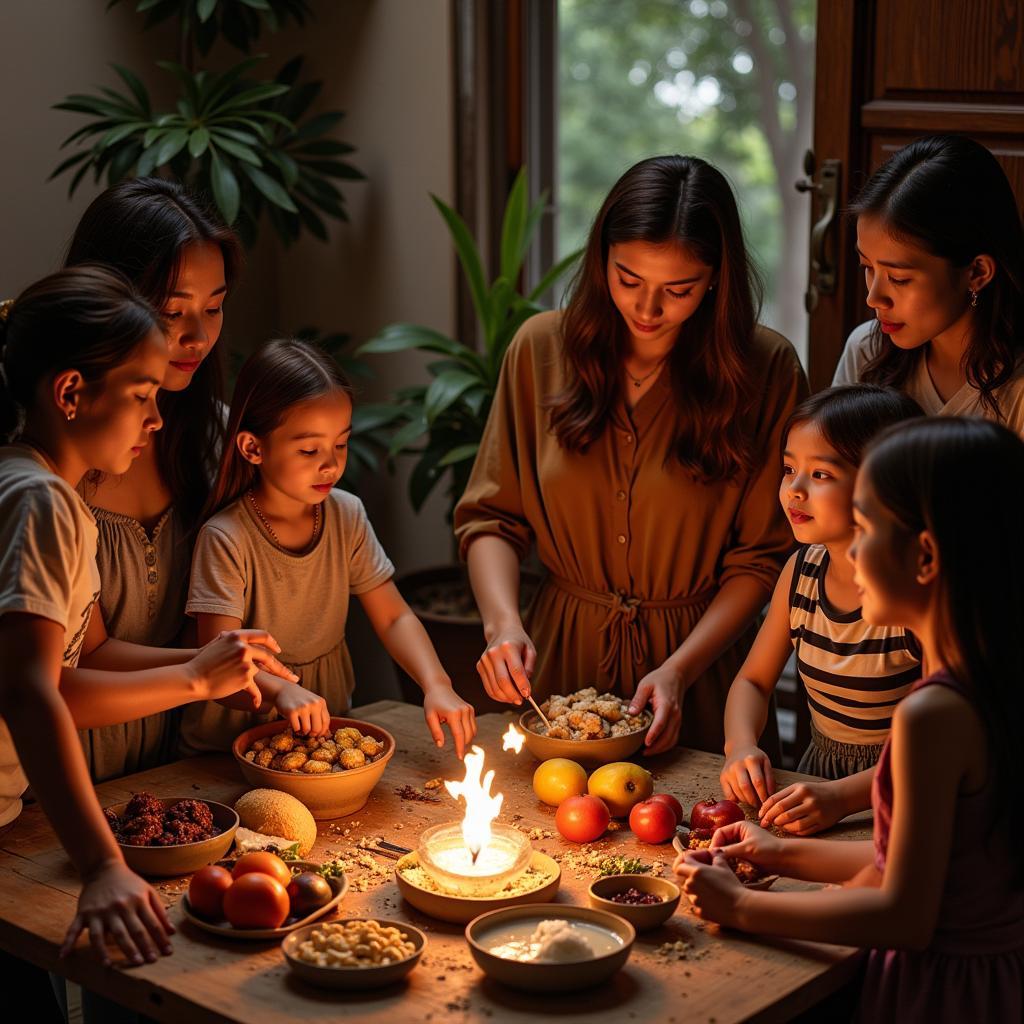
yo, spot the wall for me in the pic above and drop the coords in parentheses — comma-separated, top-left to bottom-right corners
(1, 0, 458, 702)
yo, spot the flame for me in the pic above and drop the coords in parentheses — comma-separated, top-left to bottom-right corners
(502, 723, 525, 754)
(444, 745, 503, 862)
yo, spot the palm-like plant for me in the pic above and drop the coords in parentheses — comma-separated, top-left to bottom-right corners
(358, 170, 580, 519)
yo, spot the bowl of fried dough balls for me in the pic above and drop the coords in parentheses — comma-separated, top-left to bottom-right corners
(233, 717, 395, 819)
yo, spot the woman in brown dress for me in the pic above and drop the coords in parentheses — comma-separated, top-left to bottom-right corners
(454, 155, 807, 754)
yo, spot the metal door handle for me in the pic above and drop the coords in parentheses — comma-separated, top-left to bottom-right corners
(795, 150, 841, 312)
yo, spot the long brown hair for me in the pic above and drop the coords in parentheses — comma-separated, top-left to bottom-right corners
(206, 339, 352, 519)
(65, 177, 243, 534)
(864, 417, 1024, 874)
(548, 154, 764, 481)
(850, 135, 1024, 418)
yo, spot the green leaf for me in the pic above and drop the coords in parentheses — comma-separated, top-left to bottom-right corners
(48, 150, 91, 181)
(209, 149, 240, 223)
(436, 443, 479, 468)
(388, 416, 428, 457)
(408, 447, 446, 512)
(142, 125, 165, 148)
(196, 56, 265, 114)
(241, 164, 298, 212)
(290, 139, 355, 157)
(135, 142, 162, 177)
(111, 65, 151, 114)
(98, 122, 148, 148)
(430, 195, 489, 338)
(218, 83, 290, 110)
(197, 0, 218, 22)
(528, 248, 582, 303)
(424, 369, 479, 424)
(359, 324, 484, 375)
(293, 111, 345, 141)
(188, 126, 210, 158)
(265, 149, 299, 187)
(499, 168, 529, 283)
(209, 132, 262, 165)
(155, 127, 189, 165)
(351, 404, 406, 432)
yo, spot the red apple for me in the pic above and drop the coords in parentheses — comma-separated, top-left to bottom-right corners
(648, 793, 684, 825)
(629, 799, 678, 844)
(556, 795, 610, 844)
(689, 796, 745, 834)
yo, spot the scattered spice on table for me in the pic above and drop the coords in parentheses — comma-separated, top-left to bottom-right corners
(395, 784, 441, 803)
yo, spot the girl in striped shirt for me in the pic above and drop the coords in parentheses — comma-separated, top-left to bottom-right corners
(721, 384, 922, 833)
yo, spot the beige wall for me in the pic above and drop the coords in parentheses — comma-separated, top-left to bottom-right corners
(1, 0, 459, 699)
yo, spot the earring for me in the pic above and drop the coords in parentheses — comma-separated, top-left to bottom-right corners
(970, 289, 978, 308)
(66, 410, 75, 422)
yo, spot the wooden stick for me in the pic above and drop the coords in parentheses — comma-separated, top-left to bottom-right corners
(526, 694, 551, 730)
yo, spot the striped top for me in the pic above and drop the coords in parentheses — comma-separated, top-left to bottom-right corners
(790, 544, 921, 745)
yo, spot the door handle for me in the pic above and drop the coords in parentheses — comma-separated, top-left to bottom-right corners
(794, 150, 841, 312)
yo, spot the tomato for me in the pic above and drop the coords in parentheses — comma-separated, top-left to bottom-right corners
(231, 851, 292, 889)
(187, 865, 233, 921)
(555, 794, 610, 844)
(223, 872, 290, 930)
(648, 793, 684, 825)
(629, 799, 678, 844)
(690, 797, 745, 834)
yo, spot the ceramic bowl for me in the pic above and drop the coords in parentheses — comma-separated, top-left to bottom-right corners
(518, 709, 652, 764)
(466, 904, 634, 992)
(282, 918, 425, 989)
(109, 798, 238, 878)
(395, 850, 561, 924)
(232, 717, 395, 819)
(588, 874, 680, 931)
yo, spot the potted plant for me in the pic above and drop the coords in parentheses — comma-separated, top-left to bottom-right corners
(358, 170, 579, 710)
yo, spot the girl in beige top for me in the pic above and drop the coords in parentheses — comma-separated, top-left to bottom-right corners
(833, 135, 1024, 436)
(455, 156, 807, 755)
(184, 339, 478, 758)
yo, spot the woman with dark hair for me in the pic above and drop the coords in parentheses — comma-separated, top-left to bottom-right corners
(455, 155, 807, 754)
(834, 134, 1024, 432)
(64, 177, 250, 780)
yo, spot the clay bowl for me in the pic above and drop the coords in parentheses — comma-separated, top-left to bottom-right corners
(282, 918, 425, 990)
(395, 850, 561, 924)
(108, 798, 238, 878)
(588, 874, 680, 931)
(466, 904, 634, 992)
(518, 709, 652, 765)
(232, 717, 395, 820)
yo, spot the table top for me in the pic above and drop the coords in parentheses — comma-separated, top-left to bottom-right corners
(0, 701, 871, 1024)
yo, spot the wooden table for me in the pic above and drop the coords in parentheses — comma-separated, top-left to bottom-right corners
(0, 702, 871, 1024)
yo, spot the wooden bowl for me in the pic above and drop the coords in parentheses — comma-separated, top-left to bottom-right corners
(109, 798, 238, 878)
(179, 861, 347, 940)
(232, 717, 395, 820)
(518, 709, 652, 765)
(282, 918, 425, 989)
(466, 904, 634, 992)
(395, 850, 561, 924)
(588, 874, 680, 931)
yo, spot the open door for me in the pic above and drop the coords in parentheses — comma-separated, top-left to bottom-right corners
(804, 0, 1024, 390)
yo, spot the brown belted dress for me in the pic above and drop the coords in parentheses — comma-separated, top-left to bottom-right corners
(454, 311, 806, 753)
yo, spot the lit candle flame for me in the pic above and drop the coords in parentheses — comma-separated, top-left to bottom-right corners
(444, 745, 503, 863)
(502, 723, 525, 754)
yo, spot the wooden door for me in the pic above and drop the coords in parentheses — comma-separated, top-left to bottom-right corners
(805, 0, 1024, 390)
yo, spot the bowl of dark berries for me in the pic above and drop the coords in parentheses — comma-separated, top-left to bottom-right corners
(104, 792, 239, 878)
(588, 875, 680, 931)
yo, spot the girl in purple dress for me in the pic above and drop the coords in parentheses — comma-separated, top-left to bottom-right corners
(674, 417, 1023, 1023)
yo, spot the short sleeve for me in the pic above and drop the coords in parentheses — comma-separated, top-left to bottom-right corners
(0, 482, 84, 628)
(342, 496, 395, 594)
(718, 331, 809, 593)
(453, 323, 537, 562)
(186, 524, 247, 619)
(832, 320, 876, 386)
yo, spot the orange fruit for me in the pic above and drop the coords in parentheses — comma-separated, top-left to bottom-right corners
(532, 758, 588, 806)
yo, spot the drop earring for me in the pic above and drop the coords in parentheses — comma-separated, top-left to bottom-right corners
(66, 410, 75, 422)
(970, 289, 978, 308)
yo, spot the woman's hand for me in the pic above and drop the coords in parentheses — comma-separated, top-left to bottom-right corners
(629, 664, 683, 754)
(189, 629, 298, 704)
(721, 745, 776, 806)
(758, 780, 848, 836)
(476, 625, 536, 705)
(274, 682, 331, 736)
(423, 687, 478, 759)
(61, 859, 175, 967)
(673, 848, 747, 927)
(709, 819, 788, 874)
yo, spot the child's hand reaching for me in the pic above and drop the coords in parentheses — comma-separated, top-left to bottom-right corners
(274, 681, 331, 736)
(758, 779, 848, 835)
(423, 687, 477, 758)
(721, 744, 775, 805)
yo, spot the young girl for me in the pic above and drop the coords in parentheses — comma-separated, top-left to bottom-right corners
(677, 417, 1024, 1023)
(834, 134, 1024, 434)
(181, 339, 477, 757)
(0, 267, 295, 967)
(721, 385, 923, 834)
(455, 154, 807, 755)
